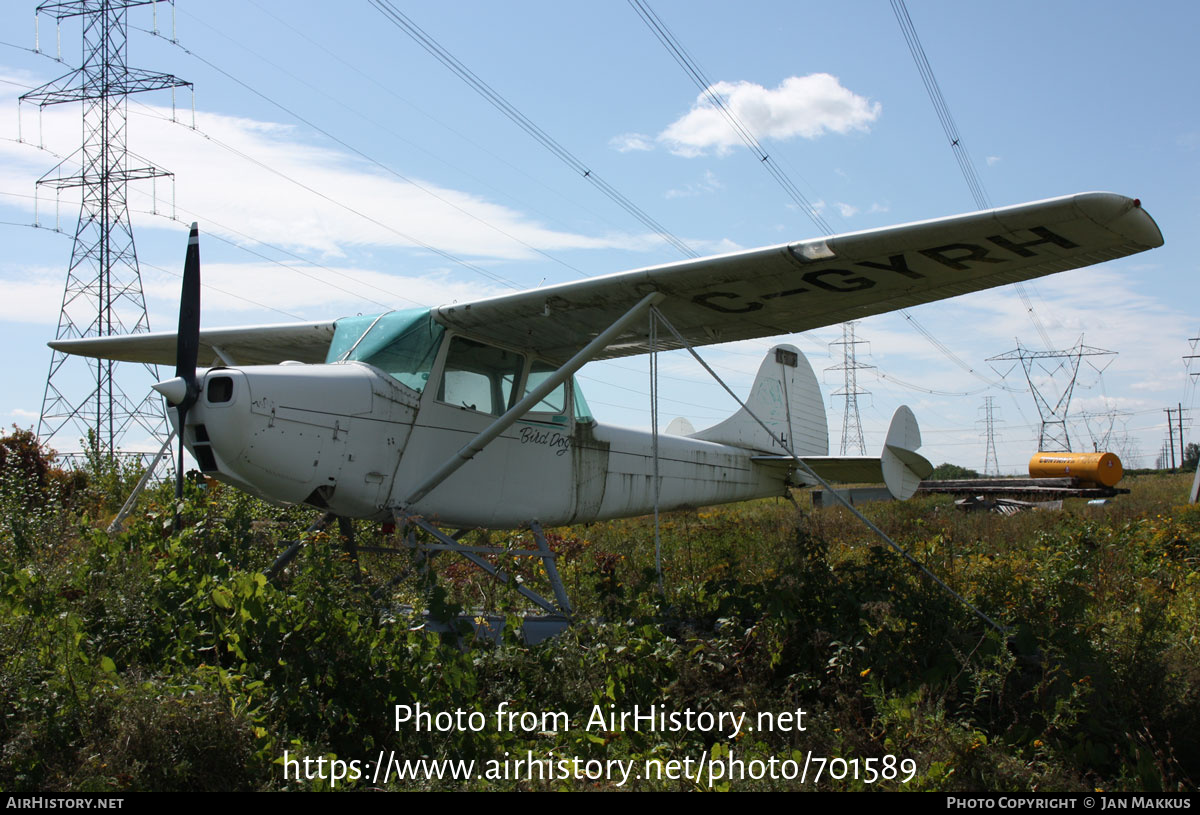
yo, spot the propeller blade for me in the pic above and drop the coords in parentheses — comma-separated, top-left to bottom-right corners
(176, 222, 201, 409)
(173, 223, 201, 530)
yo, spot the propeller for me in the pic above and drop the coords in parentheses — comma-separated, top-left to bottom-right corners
(152, 223, 201, 529)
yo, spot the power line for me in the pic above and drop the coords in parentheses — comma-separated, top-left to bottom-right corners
(130, 34, 530, 291)
(368, 0, 698, 259)
(14, 101, 429, 312)
(627, 0, 834, 235)
(187, 3, 614, 276)
(10, 146, 424, 327)
(897, 309, 1018, 391)
(136, 23, 593, 283)
(628, 0, 1017, 397)
(872, 367, 992, 397)
(890, 0, 1056, 352)
(127, 100, 523, 291)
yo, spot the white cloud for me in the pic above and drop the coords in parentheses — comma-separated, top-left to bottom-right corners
(696, 237, 743, 255)
(835, 202, 858, 218)
(986, 155, 1002, 166)
(0, 264, 68, 325)
(0, 258, 508, 328)
(0, 250, 511, 326)
(609, 132, 654, 153)
(157, 262, 500, 317)
(665, 170, 722, 199)
(658, 74, 881, 157)
(0, 89, 649, 263)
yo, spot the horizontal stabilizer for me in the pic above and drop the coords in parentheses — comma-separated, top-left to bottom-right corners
(753, 455, 889, 484)
(753, 405, 933, 500)
(880, 405, 933, 499)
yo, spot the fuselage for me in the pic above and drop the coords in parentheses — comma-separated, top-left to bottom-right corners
(178, 332, 786, 529)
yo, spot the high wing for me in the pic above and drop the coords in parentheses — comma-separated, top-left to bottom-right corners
(51, 192, 1160, 366)
(49, 321, 335, 366)
(437, 192, 1162, 361)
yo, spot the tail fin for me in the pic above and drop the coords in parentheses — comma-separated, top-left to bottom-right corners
(880, 405, 933, 499)
(691, 344, 828, 456)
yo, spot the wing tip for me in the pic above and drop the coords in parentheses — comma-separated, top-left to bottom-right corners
(1073, 191, 1164, 249)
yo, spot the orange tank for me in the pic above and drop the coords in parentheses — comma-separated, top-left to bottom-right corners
(1028, 451, 1123, 487)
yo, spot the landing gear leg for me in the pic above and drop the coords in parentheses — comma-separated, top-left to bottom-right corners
(369, 511, 573, 643)
(338, 515, 361, 582)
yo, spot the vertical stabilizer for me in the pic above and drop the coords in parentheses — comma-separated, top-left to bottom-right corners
(692, 344, 828, 455)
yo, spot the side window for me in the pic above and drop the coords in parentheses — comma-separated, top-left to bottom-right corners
(437, 336, 524, 416)
(525, 361, 568, 418)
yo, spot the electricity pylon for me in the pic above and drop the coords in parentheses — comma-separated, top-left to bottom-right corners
(22, 0, 191, 462)
(988, 337, 1115, 452)
(827, 321, 873, 455)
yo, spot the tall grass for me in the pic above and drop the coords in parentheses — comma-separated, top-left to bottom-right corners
(1, 454, 1196, 790)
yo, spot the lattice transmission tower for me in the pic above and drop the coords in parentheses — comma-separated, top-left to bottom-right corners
(1079, 408, 1126, 453)
(987, 337, 1115, 453)
(22, 0, 190, 462)
(826, 321, 873, 455)
(978, 396, 1001, 475)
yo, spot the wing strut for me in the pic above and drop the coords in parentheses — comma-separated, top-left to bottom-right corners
(399, 291, 666, 510)
(106, 430, 176, 534)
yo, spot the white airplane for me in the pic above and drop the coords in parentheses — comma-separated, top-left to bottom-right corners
(53, 192, 1161, 540)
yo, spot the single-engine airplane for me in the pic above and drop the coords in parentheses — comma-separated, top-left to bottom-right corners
(53, 192, 1161, 545)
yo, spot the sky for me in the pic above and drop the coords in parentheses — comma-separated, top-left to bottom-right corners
(1, 0, 1197, 474)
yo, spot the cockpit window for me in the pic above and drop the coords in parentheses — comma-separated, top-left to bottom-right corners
(437, 336, 525, 416)
(518, 365, 590, 425)
(327, 309, 444, 393)
(525, 361, 568, 416)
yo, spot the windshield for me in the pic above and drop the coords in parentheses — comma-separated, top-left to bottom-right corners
(327, 309, 445, 393)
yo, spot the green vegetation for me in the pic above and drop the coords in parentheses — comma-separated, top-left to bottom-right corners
(1184, 443, 1199, 473)
(2, 430, 1198, 791)
(929, 462, 983, 480)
